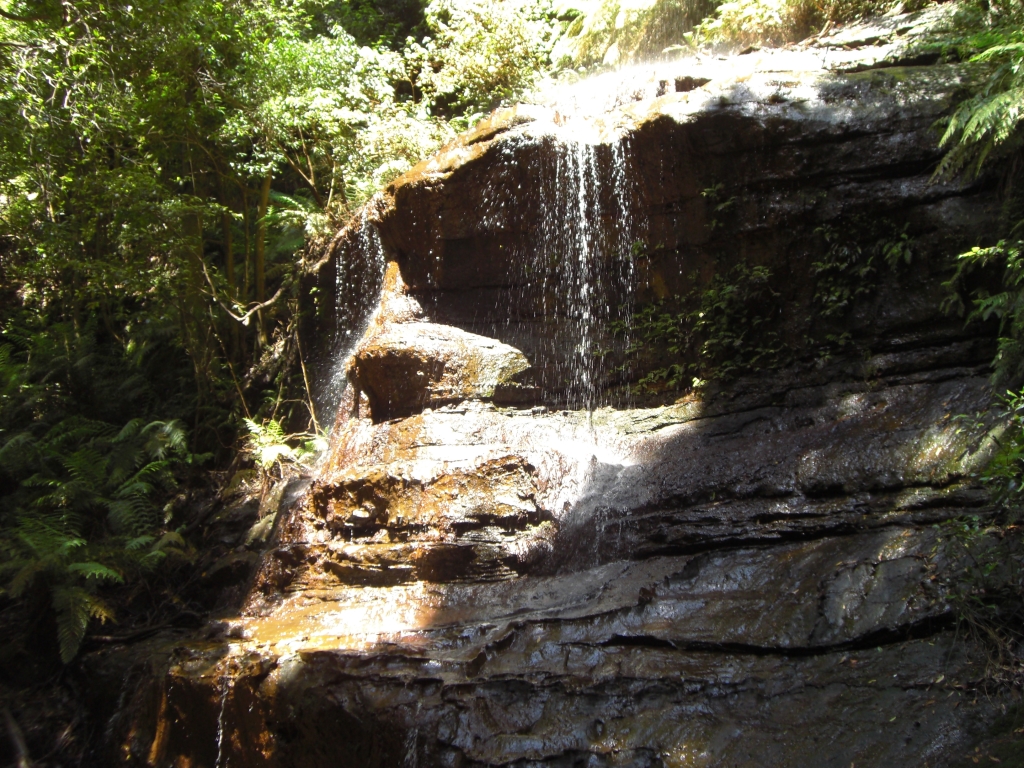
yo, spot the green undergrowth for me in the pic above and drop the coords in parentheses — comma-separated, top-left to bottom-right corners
(926, 0, 1024, 706)
(693, 0, 934, 48)
(938, 389, 1024, 691)
(0, 415, 199, 663)
(612, 260, 784, 393)
(550, 0, 940, 68)
(616, 213, 912, 395)
(0, 0, 571, 671)
(551, 0, 719, 67)
(809, 215, 914, 351)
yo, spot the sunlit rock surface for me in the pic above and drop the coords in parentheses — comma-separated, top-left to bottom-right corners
(92, 10, 1014, 767)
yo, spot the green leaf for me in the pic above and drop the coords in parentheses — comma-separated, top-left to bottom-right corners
(67, 561, 124, 583)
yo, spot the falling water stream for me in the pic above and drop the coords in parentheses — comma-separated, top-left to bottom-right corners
(213, 675, 231, 768)
(470, 118, 645, 415)
(315, 198, 386, 421)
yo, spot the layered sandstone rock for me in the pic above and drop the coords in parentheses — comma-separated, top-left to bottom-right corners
(92, 9, 1017, 768)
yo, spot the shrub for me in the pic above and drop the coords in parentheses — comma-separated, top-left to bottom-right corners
(404, 0, 559, 115)
(551, 0, 720, 68)
(695, 0, 902, 47)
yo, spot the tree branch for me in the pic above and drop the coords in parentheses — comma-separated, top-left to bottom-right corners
(0, 5, 46, 23)
(197, 255, 288, 325)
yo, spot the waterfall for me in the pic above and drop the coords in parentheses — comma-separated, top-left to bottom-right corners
(315, 198, 386, 426)
(502, 125, 643, 411)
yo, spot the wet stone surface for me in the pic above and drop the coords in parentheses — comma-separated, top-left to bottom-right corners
(93, 11, 1014, 768)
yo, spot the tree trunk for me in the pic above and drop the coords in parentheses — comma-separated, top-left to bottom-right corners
(255, 173, 271, 346)
(219, 178, 238, 358)
(219, 182, 235, 299)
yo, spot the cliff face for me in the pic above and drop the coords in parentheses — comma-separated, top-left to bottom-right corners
(95, 10, 1017, 767)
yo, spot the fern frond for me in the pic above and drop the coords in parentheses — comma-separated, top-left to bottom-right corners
(40, 417, 116, 453)
(259, 444, 295, 466)
(30, 475, 104, 514)
(66, 561, 124, 583)
(64, 447, 108, 490)
(106, 444, 140, 487)
(936, 35, 1024, 182)
(87, 596, 116, 624)
(973, 42, 1024, 63)
(113, 418, 146, 444)
(127, 460, 172, 487)
(56, 536, 87, 557)
(113, 480, 155, 498)
(0, 430, 40, 473)
(107, 496, 155, 535)
(0, 556, 31, 578)
(141, 419, 188, 460)
(139, 549, 166, 570)
(51, 585, 92, 663)
(125, 534, 155, 551)
(15, 521, 84, 559)
(51, 585, 111, 663)
(8, 561, 45, 597)
(154, 530, 186, 551)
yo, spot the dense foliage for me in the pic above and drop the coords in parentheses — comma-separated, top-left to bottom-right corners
(923, 0, 1024, 687)
(0, 0, 566, 665)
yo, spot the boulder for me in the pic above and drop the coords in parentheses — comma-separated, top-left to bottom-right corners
(351, 261, 537, 420)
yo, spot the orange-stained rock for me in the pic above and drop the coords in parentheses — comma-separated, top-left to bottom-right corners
(353, 321, 534, 420)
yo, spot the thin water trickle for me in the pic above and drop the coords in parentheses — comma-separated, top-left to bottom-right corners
(214, 675, 230, 768)
(317, 198, 387, 428)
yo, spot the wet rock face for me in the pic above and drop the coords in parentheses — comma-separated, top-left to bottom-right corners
(350, 263, 538, 421)
(101, 12, 1014, 768)
(340, 60, 991, 405)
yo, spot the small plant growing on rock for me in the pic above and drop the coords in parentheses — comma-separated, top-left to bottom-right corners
(808, 217, 914, 352)
(701, 183, 737, 231)
(243, 418, 326, 484)
(613, 261, 783, 393)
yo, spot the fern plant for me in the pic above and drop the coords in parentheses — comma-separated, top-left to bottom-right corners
(2, 518, 122, 663)
(980, 387, 1024, 521)
(0, 416, 194, 662)
(937, 33, 1024, 182)
(934, 3, 1024, 677)
(944, 239, 1024, 382)
(243, 417, 326, 476)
